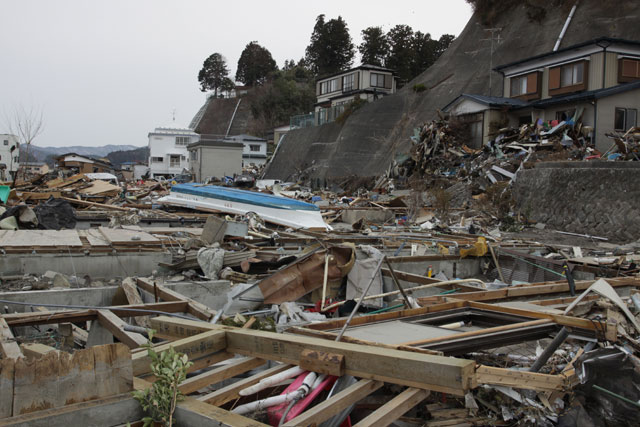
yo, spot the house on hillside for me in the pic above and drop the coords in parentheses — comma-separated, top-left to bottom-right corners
(55, 153, 115, 174)
(443, 37, 640, 150)
(147, 125, 199, 179)
(312, 65, 397, 126)
(0, 134, 20, 181)
(224, 134, 268, 167)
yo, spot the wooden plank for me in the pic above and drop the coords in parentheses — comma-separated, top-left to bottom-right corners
(61, 196, 131, 211)
(4, 301, 188, 328)
(131, 330, 226, 376)
(283, 379, 383, 427)
(150, 317, 475, 395)
(468, 301, 617, 341)
(475, 365, 567, 391)
(288, 327, 443, 356)
(179, 357, 266, 395)
(0, 230, 82, 248)
(174, 397, 269, 427)
(381, 269, 481, 292)
(198, 364, 293, 406)
(0, 318, 22, 359)
(0, 393, 141, 427)
(354, 387, 429, 427)
(20, 343, 58, 360)
(299, 349, 345, 376)
(0, 358, 14, 418)
(11, 343, 132, 417)
(97, 310, 147, 349)
(120, 278, 151, 329)
(136, 278, 215, 321)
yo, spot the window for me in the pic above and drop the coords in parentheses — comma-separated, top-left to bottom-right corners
(555, 109, 576, 122)
(249, 144, 261, 152)
(370, 73, 386, 88)
(175, 136, 190, 146)
(342, 74, 355, 91)
(181, 155, 186, 160)
(170, 155, 180, 167)
(549, 61, 587, 95)
(319, 78, 339, 95)
(151, 157, 163, 163)
(560, 62, 583, 87)
(190, 150, 197, 161)
(619, 58, 640, 83)
(615, 108, 638, 131)
(510, 76, 528, 96)
(3, 140, 7, 146)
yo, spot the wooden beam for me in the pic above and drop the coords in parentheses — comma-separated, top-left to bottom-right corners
(468, 301, 617, 341)
(131, 330, 226, 376)
(475, 365, 568, 391)
(34, 307, 88, 346)
(381, 269, 481, 292)
(0, 317, 22, 359)
(354, 387, 429, 427)
(150, 317, 475, 395)
(283, 379, 383, 427)
(20, 343, 59, 360)
(198, 364, 293, 406)
(0, 393, 142, 427)
(174, 398, 269, 427)
(97, 310, 147, 349)
(136, 278, 215, 321)
(4, 301, 188, 327)
(179, 357, 266, 395)
(299, 349, 344, 376)
(120, 278, 151, 329)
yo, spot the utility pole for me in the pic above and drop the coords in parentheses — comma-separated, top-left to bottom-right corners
(481, 27, 502, 97)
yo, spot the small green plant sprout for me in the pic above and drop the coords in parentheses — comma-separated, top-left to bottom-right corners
(131, 330, 193, 426)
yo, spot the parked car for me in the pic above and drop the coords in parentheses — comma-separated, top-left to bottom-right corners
(172, 174, 193, 184)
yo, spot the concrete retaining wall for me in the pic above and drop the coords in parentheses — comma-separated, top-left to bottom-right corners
(513, 162, 640, 241)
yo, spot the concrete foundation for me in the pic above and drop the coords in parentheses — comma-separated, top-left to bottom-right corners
(0, 252, 172, 279)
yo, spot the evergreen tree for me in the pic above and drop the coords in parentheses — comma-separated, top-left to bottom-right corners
(385, 25, 415, 84)
(358, 26, 389, 66)
(197, 53, 230, 95)
(305, 14, 355, 76)
(235, 41, 278, 86)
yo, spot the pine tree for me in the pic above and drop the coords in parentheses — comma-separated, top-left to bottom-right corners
(197, 53, 230, 96)
(359, 26, 389, 66)
(235, 41, 278, 86)
(305, 15, 355, 76)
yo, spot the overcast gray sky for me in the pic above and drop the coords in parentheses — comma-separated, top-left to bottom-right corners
(0, 0, 472, 148)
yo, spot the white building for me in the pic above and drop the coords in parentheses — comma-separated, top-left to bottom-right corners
(147, 125, 199, 179)
(0, 134, 20, 181)
(223, 134, 268, 167)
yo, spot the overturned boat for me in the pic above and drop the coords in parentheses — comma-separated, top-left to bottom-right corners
(157, 183, 329, 230)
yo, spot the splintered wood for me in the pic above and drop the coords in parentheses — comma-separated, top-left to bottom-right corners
(1, 343, 131, 418)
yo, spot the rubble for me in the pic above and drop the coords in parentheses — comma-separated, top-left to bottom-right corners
(2, 134, 640, 426)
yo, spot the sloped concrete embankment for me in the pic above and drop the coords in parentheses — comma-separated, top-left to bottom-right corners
(513, 162, 640, 241)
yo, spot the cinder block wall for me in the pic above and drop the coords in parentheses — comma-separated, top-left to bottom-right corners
(513, 162, 640, 242)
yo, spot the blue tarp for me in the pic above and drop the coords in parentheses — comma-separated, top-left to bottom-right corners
(170, 184, 319, 212)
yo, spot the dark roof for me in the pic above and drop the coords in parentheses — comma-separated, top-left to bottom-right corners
(520, 80, 640, 109)
(495, 37, 640, 72)
(225, 134, 267, 142)
(188, 140, 243, 149)
(317, 64, 395, 82)
(442, 94, 529, 111)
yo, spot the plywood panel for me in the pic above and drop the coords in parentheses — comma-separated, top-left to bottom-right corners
(0, 230, 82, 247)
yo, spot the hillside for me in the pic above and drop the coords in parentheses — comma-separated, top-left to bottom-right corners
(264, 0, 640, 184)
(19, 144, 139, 164)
